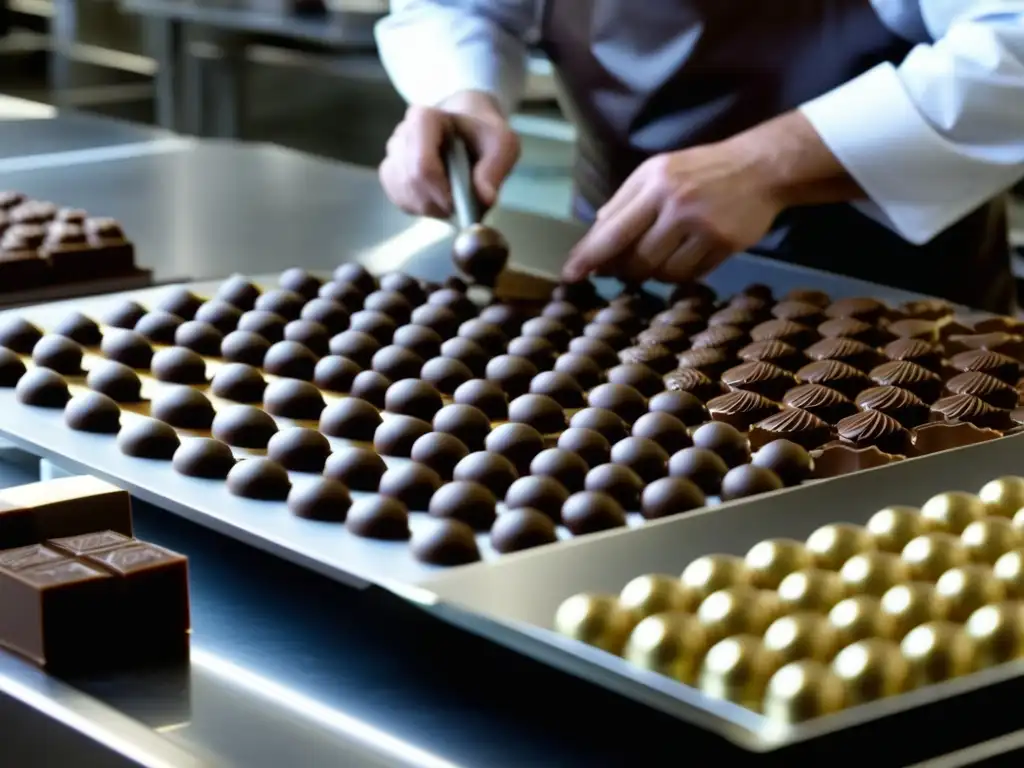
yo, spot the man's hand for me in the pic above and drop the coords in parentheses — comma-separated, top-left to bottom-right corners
(379, 91, 520, 218)
(561, 111, 862, 283)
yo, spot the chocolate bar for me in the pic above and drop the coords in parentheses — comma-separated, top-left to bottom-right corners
(0, 476, 133, 548)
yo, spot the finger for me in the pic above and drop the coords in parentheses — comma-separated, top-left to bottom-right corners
(460, 120, 520, 206)
(402, 110, 453, 216)
(620, 211, 690, 284)
(685, 245, 732, 281)
(562, 191, 658, 281)
(596, 173, 643, 222)
(655, 235, 714, 283)
(380, 155, 449, 218)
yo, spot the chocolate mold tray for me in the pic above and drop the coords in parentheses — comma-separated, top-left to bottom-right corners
(409, 434, 1024, 754)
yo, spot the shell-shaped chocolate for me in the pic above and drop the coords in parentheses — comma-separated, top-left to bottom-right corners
(887, 318, 939, 342)
(618, 343, 675, 374)
(944, 371, 1019, 409)
(737, 339, 805, 371)
(931, 394, 1014, 430)
(728, 294, 771, 314)
(972, 316, 1024, 334)
(749, 318, 815, 343)
(720, 361, 794, 401)
(770, 300, 824, 325)
(854, 385, 929, 428)
(817, 317, 876, 344)
(882, 338, 943, 372)
(676, 347, 732, 378)
(796, 359, 872, 399)
(707, 306, 758, 330)
(706, 390, 780, 431)
(782, 383, 857, 425)
(635, 325, 688, 352)
(836, 409, 910, 454)
(803, 337, 882, 372)
(825, 297, 887, 323)
(949, 349, 1021, 385)
(900, 298, 955, 321)
(946, 332, 1024, 359)
(651, 307, 707, 331)
(663, 367, 722, 401)
(748, 407, 831, 451)
(868, 361, 943, 403)
(785, 288, 831, 307)
(690, 324, 746, 351)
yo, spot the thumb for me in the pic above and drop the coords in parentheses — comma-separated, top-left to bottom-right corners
(460, 120, 519, 207)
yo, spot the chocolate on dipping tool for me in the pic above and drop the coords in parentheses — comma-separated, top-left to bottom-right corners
(0, 476, 133, 548)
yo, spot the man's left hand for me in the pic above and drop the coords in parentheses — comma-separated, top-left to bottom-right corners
(561, 140, 782, 284)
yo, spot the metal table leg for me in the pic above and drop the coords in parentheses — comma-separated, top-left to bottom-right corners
(48, 0, 78, 111)
(205, 30, 248, 139)
(147, 17, 184, 131)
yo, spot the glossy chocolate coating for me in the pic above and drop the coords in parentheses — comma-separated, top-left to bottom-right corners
(318, 397, 381, 440)
(721, 361, 795, 402)
(0, 348, 24, 387)
(102, 301, 147, 331)
(691, 421, 749, 468)
(931, 394, 1014, 430)
(174, 320, 223, 356)
(427, 288, 477, 323)
(557, 427, 611, 468)
(569, 407, 629, 444)
(440, 337, 487, 376)
(568, 336, 619, 369)
(945, 371, 1018, 410)
(211, 405, 278, 448)
(32, 335, 83, 375)
(453, 378, 508, 420)
(288, 479, 352, 521)
(172, 438, 236, 479)
(782, 384, 858, 425)
(267, 427, 332, 472)
(737, 340, 806, 372)
(313, 355, 361, 393)
(836, 410, 912, 454)
(647, 390, 709, 427)
(328, 330, 380, 368)
(211, 363, 266, 403)
(135, 311, 185, 344)
(479, 303, 527, 334)
(530, 448, 589, 493)
(883, 338, 943, 373)
(216, 275, 261, 310)
(283, 319, 330, 357)
(53, 311, 102, 346)
(797, 360, 873, 400)
(458, 319, 508, 355)
(117, 417, 180, 459)
(529, 371, 585, 408)
(490, 509, 558, 553)
(618, 343, 676, 375)
(226, 458, 291, 501)
(582, 322, 631, 350)
(640, 476, 705, 519)
(254, 289, 305, 321)
(752, 439, 814, 487)
(412, 519, 481, 565)
(194, 300, 244, 334)
(868, 361, 944, 403)
(855, 386, 930, 429)
(420, 356, 474, 395)
(452, 224, 509, 286)
(379, 462, 442, 509)
(345, 496, 410, 540)
(85, 361, 142, 403)
(333, 262, 377, 295)
(667, 447, 728, 495)
(349, 370, 390, 408)
(385, 379, 443, 421)
(263, 341, 317, 381)
(158, 287, 203, 321)
(263, 379, 325, 420)
(485, 355, 539, 398)
(100, 329, 153, 370)
(561, 491, 627, 535)
(485, 422, 545, 474)
(349, 310, 398, 345)
(587, 383, 648, 423)
(363, 290, 414, 324)
(636, 325, 688, 353)
(521, 317, 571, 349)
(504, 475, 569, 521)
(433, 403, 492, 451)
(410, 304, 459, 337)
(632, 411, 692, 454)
(411, 432, 469, 480)
(237, 310, 287, 343)
(584, 463, 644, 509)
(300, 299, 350, 335)
(64, 392, 121, 434)
(453, 451, 519, 497)
(324, 448, 386, 491)
(393, 324, 443, 359)
(610, 436, 669, 483)
(707, 390, 780, 431)
(749, 407, 832, 451)
(949, 349, 1020, 385)
(221, 330, 272, 366)
(720, 464, 784, 501)
(378, 272, 425, 304)
(151, 386, 215, 429)
(507, 336, 558, 370)
(428, 480, 497, 530)
(606, 363, 663, 398)
(552, 353, 604, 390)
(508, 393, 567, 434)
(664, 367, 724, 402)
(373, 415, 432, 457)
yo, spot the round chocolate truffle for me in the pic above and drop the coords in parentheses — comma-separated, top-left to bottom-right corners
(333, 262, 377, 295)
(393, 324, 443, 359)
(485, 355, 538, 398)
(64, 391, 121, 434)
(552, 353, 604, 390)
(458, 319, 508, 355)
(561, 491, 627, 535)
(610, 436, 669, 483)
(278, 267, 322, 299)
(372, 345, 424, 382)
(237, 310, 287, 343)
(134, 311, 184, 345)
(720, 464, 784, 501)
(324, 447, 387, 491)
(54, 311, 102, 346)
(433, 403, 492, 451)
(592, 307, 641, 336)
(453, 379, 508, 421)
(504, 475, 568, 521)
(363, 290, 413, 324)
(221, 330, 272, 366)
(151, 347, 206, 384)
(428, 480, 497, 530)
(551, 280, 602, 310)
(15, 368, 70, 407)
(117, 417, 180, 459)
(288, 478, 351, 521)
(373, 415, 432, 457)
(283, 320, 330, 357)
(636, 325, 688, 354)
(211, 363, 266, 403)
(490, 509, 558, 553)
(100, 329, 153, 370)
(568, 336, 619, 369)
(172, 438, 236, 479)
(0, 348, 24, 387)
(32, 335, 83, 375)
(385, 379, 443, 421)
(640, 476, 706, 520)
(440, 337, 487, 376)
(557, 427, 611, 468)
(569, 407, 629, 444)
(647, 390, 709, 427)
(86, 361, 142, 403)
(300, 299, 349, 335)
(216, 275, 261, 310)
(520, 317, 571, 349)
(508, 393, 566, 434)
(194, 300, 243, 334)
(485, 422, 545, 474)
(212, 405, 278, 448)
(411, 432, 469, 480)
(632, 411, 692, 454)
(267, 427, 331, 472)
(419, 356, 474, 395)
(345, 497, 410, 540)
(318, 397, 381, 441)
(174, 320, 223, 356)
(752, 439, 813, 487)
(226, 458, 291, 501)
(479, 303, 527, 333)
(379, 462, 442, 509)
(584, 463, 644, 510)
(691, 421, 750, 468)
(507, 336, 557, 370)
(542, 301, 584, 332)
(254, 289, 305, 321)
(530, 448, 589, 493)
(412, 519, 481, 566)
(529, 371, 585, 408)
(618, 344, 676, 376)
(668, 447, 728, 495)
(378, 272, 425, 304)
(0, 317, 42, 354)
(263, 379, 325, 420)
(103, 301, 147, 331)
(452, 451, 519, 497)
(320, 280, 366, 311)
(427, 288, 476, 322)
(410, 304, 459, 337)
(158, 288, 203, 321)
(151, 386, 215, 429)
(263, 341, 317, 381)
(349, 310, 397, 344)
(587, 383, 647, 423)
(329, 330, 380, 368)
(348, 370, 389, 408)
(605, 364, 663, 398)
(311, 355, 361, 397)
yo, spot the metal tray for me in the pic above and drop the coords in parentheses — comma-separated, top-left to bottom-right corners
(406, 433, 1024, 753)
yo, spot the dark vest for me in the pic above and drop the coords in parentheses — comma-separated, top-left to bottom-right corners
(538, 0, 1014, 312)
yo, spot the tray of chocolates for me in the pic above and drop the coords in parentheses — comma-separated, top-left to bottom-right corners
(410, 436, 1024, 754)
(0, 265, 1016, 592)
(0, 191, 150, 306)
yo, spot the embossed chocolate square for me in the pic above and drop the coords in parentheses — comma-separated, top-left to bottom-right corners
(0, 543, 66, 572)
(47, 530, 133, 557)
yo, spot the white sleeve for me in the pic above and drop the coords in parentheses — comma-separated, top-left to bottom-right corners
(799, 1, 1024, 244)
(375, 1, 536, 116)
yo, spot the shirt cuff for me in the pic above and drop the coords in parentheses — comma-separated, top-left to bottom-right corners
(800, 62, 1003, 245)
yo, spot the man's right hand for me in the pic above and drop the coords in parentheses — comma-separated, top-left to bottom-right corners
(379, 91, 520, 218)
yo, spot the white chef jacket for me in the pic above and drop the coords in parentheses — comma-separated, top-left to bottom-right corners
(375, 1, 1024, 246)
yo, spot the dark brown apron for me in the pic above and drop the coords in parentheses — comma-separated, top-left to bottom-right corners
(538, 0, 1015, 312)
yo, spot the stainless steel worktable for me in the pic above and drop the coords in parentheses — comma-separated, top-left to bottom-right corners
(0, 112, 178, 163)
(1, 136, 1021, 767)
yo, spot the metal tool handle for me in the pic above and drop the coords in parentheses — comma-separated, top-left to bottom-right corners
(446, 136, 483, 229)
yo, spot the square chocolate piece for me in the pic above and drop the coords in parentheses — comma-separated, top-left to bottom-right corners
(0, 252, 48, 289)
(0, 543, 66, 571)
(48, 530, 134, 557)
(0, 503, 41, 550)
(0, 476, 133, 542)
(0, 558, 116, 670)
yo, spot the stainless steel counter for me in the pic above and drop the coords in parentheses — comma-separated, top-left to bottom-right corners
(0, 112, 175, 162)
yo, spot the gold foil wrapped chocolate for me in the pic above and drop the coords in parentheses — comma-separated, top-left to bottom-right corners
(901, 533, 970, 581)
(828, 595, 896, 646)
(806, 523, 876, 570)
(777, 569, 849, 613)
(979, 476, 1024, 518)
(919, 491, 987, 534)
(744, 539, 814, 589)
(763, 660, 845, 723)
(624, 612, 710, 683)
(831, 638, 910, 706)
(993, 549, 1024, 597)
(866, 506, 926, 553)
(699, 634, 781, 709)
(900, 621, 974, 686)
(960, 518, 1021, 564)
(697, 586, 780, 642)
(934, 565, 1006, 622)
(619, 573, 697, 618)
(879, 582, 949, 640)
(763, 613, 842, 663)
(964, 602, 1024, 667)
(554, 593, 637, 654)
(839, 551, 912, 597)
(680, 554, 750, 601)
